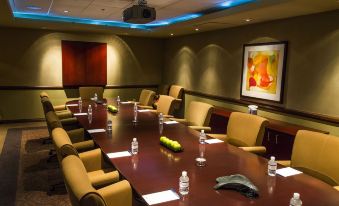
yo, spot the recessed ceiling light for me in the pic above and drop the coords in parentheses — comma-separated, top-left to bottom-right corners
(26, 6, 41, 10)
(244, 18, 253, 22)
(170, 33, 174, 36)
(64, 10, 69, 13)
(195, 28, 199, 31)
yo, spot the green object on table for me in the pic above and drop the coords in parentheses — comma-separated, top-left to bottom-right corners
(160, 136, 182, 152)
(107, 105, 118, 113)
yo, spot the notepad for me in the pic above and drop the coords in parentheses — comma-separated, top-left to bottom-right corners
(73, 113, 88, 116)
(120, 101, 132, 104)
(138, 109, 150, 112)
(205, 139, 224, 144)
(107, 151, 132, 159)
(276, 167, 302, 177)
(87, 129, 106, 134)
(164, 121, 179, 125)
(142, 190, 180, 205)
(66, 104, 78, 107)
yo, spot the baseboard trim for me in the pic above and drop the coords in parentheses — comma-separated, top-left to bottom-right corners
(0, 84, 158, 90)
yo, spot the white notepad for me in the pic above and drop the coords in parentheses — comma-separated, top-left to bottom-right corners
(66, 104, 78, 107)
(205, 139, 224, 144)
(138, 109, 150, 112)
(164, 121, 179, 125)
(73, 113, 88, 116)
(276, 167, 302, 177)
(87, 129, 106, 134)
(120, 101, 132, 104)
(142, 190, 180, 205)
(107, 151, 132, 159)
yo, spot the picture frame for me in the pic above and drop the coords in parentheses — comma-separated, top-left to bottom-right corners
(240, 41, 288, 103)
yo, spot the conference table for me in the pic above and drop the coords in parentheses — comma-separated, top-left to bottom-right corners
(67, 99, 339, 206)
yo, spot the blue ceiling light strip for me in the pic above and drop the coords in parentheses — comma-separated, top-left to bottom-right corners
(8, 0, 255, 30)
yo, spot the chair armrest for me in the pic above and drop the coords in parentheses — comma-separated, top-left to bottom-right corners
(239, 146, 266, 155)
(56, 111, 73, 119)
(73, 140, 95, 153)
(149, 109, 157, 113)
(79, 148, 102, 172)
(189, 126, 212, 132)
(207, 133, 227, 141)
(277, 160, 291, 167)
(67, 128, 85, 143)
(138, 105, 153, 109)
(53, 104, 67, 111)
(60, 117, 78, 126)
(163, 114, 174, 118)
(88, 170, 120, 189)
(98, 180, 132, 206)
(334, 186, 339, 191)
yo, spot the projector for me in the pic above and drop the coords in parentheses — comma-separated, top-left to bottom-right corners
(123, 0, 156, 24)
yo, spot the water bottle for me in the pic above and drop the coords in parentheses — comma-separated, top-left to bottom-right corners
(159, 113, 164, 124)
(131, 138, 138, 155)
(268, 156, 277, 176)
(117, 96, 120, 106)
(94, 93, 98, 102)
(78, 97, 82, 112)
(88, 104, 92, 116)
(179, 171, 189, 195)
(290, 193, 302, 206)
(199, 130, 206, 144)
(133, 102, 138, 122)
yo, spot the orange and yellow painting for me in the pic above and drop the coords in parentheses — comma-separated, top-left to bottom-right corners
(246, 50, 279, 94)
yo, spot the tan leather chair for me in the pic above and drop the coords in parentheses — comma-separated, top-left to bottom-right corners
(79, 87, 104, 100)
(170, 101, 213, 132)
(208, 112, 268, 155)
(40, 93, 72, 119)
(278, 130, 339, 188)
(168, 85, 184, 100)
(137, 89, 156, 109)
(52, 128, 119, 188)
(62, 155, 132, 206)
(150, 95, 176, 117)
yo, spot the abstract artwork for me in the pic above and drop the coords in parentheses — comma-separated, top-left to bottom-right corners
(241, 42, 287, 103)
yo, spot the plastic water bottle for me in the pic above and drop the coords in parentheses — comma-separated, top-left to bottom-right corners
(133, 102, 138, 122)
(131, 138, 138, 155)
(78, 97, 82, 112)
(268, 156, 277, 176)
(159, 113, 164, 124)
(117, 96, 120, 106)
(290, 193, 302, 206)
(179, 171, 189, 195)
(199, 130, 206, 144)
(94, 93, 98, 101)
(88, 105, 92, 116)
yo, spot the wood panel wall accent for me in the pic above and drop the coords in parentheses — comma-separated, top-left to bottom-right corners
(185, 89, 339, 125)
(62, 40, 107, 86)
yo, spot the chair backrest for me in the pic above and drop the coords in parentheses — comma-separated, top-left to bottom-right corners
(41, 97, 55, 114)
(79, 87, 104, 100)
(45, 111, 62, 135)
(156, 95, 176, 115)
(62, 155, 106, 206)
(52, 128, 79, 162)
(226, 112, 268, 147)
(186, 101, 213, 126)
(138, 89, 156, 106)
(168, 85, 184, 100)
(40, 91, 49, 98)
(291, 130, 339, 186)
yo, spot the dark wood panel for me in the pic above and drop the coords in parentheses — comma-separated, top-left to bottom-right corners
(85, 43, 107, 85)
(185, 89, 339, 125)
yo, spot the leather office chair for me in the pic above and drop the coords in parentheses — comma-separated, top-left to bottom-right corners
(52, 128, 120, 188)
(168, 85, 184, 100)
(278, 130, 339, 189)
(136, 89, 156, 109)
(79, 86, 104, 100)
(40, 92, 72, 119)
(170, 101, 213, 132)
(150, 95, 176, 117)
(62, 155, 132, 206)
(208, 112, 268, 155)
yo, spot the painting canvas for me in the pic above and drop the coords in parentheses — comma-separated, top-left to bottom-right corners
(241, 42, 287, 103)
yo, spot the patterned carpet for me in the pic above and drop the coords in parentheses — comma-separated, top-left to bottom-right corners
(0, 127, 71, 206)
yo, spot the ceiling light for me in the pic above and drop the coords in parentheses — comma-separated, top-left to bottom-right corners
(195, 28, 199, 31)
(64, 10, 69, 13)
(244, 18, 253, 22)
(170, 33, 174, 36)
(26, 6, 41, 10)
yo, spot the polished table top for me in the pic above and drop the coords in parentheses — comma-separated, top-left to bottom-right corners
(68, 100, 339, 206)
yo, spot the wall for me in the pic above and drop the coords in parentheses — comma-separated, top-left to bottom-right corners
(0, 28, 164, 120)
(163, 11, 339, 135)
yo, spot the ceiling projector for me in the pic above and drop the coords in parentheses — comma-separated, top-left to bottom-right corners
(123, 0, 156, 24)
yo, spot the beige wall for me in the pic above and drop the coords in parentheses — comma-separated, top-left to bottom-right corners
(0, 28, 163, 120)
(163, 11, 339, 135)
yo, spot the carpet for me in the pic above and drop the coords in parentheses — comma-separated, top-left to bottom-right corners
(0, 127, 70, 206)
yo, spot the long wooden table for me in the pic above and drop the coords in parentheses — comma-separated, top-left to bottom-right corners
(68, 100, 339, 206)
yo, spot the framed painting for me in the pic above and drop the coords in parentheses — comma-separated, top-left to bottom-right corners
(240, 41, 288, 103)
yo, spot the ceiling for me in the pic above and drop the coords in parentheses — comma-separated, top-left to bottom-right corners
(0, 0, 338, 38)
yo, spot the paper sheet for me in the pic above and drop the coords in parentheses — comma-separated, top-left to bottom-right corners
(87, 129, 106, 134)
(66, 104, 78, 107)
(276, 167, 302, 177)
(107, 151, 132, 159)
(164, 121, 179, 125)
(142, 190, 180, 205)
(138, 109, 150, 112)
(205, 139, 224, 144)
(120, 101, 132, 104)
(73, 113, 88, 116)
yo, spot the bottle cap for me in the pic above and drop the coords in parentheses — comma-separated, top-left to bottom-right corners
(201, 130, 205, 133)
(270, 156, 275, 161)
(293, 193, 300, 199)
(182, 171, 187, 176)
(89, 105, 92, 108)
(133, 138, 137, 142)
